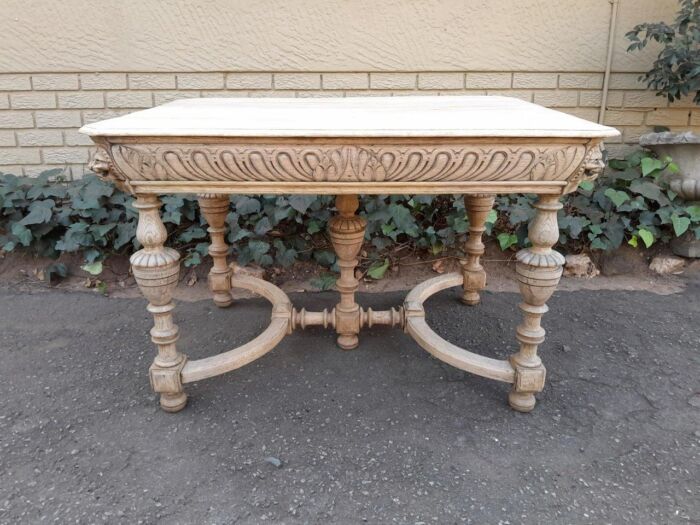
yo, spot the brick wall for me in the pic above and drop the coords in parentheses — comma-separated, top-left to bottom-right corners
(1, 71, 698, 178)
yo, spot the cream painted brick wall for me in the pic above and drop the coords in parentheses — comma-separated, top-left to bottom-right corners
(0, 148, 41, 165)
(128, 73, 176, 90)
(0, 111, 34, 128)
(0, 130, 15, 146)
(646, 109, 690, 126)
(691, 111, 700, 126)
(0, 75, 31, 91)
(418, 73, 464, 90)
(58, 92, 104, 109)
(274, 73, 321, 90)
(0, 69, 693, 176)
(35, 110, 81, 128)
(17, 130, 63, 146)
(466, 73, 511, 89)
(513, 73, 558, 89)
(177, 73, 225, 89)
(623, 91, 669, 108)
(80, 73, 127, 90)
(32, 74, 79, 90)
(154, 91, 201, 105)
(322, 73, 368, 90)
(43, 147, 90, 164)
(10, 92, 57, 109)
(558, 73, 604, 90)
(226, 73, 272, 89)
(369, 73, 416, 90)
(533, 90, 579, 107)
(106, 91, 153, 108)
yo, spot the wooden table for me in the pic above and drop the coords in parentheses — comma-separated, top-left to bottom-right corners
(81, 96, 619, 413)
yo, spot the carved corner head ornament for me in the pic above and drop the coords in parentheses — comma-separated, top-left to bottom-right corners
(88, 142, 134, 194)
(563, 141, 606, 194)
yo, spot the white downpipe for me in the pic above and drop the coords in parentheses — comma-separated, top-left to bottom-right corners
(600, 0, 621, 124)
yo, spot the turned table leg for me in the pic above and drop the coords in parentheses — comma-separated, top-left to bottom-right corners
(461, 194, 496, 305)
(329, 194, 367, 350)
(508, 194, 564, 412)
(198, 194, 233, 308)
(130, 195, 188, 413)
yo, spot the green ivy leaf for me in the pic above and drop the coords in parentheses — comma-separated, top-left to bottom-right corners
(628, 235, 639, 248)
(638, 228, 655, 248)
(604, 188, 630, 207)
(178, 226, 207, 243)
(578, 180, 595, 192)
(307, 220, 321, 234)
(485, 209, 498, 224)
(254, 216, 272, 236)
(289, 195, 316, 214)
(367, 258, 390, 280)
(183, 250, 201, 268)
(671, 214, 691, 236)
(11, 223, 33, 246)
(389, 204, 419, 237)
(686, 205, 700, 221)
(19, 199, 55, 225)
(81, 261, 103, 275)
(235, 196, 261, 215)
(310, 273, 336, 291)
(313, 250, 336, 267)
(640, 156, 663, 177)
(497, 232, 518, 251)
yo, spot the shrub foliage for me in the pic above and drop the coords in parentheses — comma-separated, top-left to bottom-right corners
(1, 150, 698, 279)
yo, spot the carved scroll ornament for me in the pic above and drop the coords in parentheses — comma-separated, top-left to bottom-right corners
(102, 142, 589, 188)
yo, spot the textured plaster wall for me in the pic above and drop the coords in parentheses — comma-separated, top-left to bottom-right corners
(0, 0, 677, 72)
(0, 0, 694, 175)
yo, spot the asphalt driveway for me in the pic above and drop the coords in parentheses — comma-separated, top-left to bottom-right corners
(0, 276, 698, 524)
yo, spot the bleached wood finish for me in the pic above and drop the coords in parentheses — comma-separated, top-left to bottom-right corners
(461, 194, 496, 305)
(130, 195, 188, 412)
(508, 195, 565, 412)
(404, 272, 516, 382)
(181, 274, 292, 383)
(197, 194, 233, 307)
(83, 96, 618, 413)
(329, 195, 366, 349)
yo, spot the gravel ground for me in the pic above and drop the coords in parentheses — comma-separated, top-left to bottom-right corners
(0, 275, 698, 524)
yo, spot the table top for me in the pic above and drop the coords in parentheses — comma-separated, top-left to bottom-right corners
(80, 96, 618, 139)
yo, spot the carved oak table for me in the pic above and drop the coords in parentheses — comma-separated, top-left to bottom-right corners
(81, 96, 618, 413)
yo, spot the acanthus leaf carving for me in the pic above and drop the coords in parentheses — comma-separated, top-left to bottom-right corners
(106, 142, 588, 186)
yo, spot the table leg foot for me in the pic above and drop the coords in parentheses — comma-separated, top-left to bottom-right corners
(329, 195, 366, 350)
(507, 195, 563, 412)
(337, 333, 359, 350)
(159, 392, 188, 413)
(460, 194, 495, 306)
(198, 194, 233, 308)
(508, 390, 536, 412)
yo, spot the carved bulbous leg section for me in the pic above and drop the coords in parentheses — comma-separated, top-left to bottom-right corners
(329, 195, 367, 350)
(131, 195, 187, 412)
(198, 194, 233, 307)
(461, 194, 496, 305)
(508, 195, 564, 412)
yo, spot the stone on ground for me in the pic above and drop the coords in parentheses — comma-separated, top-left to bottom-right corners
(649, 255, 685, 275)
(564, 253, 599, 278)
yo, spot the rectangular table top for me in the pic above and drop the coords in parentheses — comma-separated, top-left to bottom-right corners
(80, 96, 618, 139)
(81, 96, 619, 196)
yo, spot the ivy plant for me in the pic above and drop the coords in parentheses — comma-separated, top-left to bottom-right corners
(1, 149, 698, 283)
